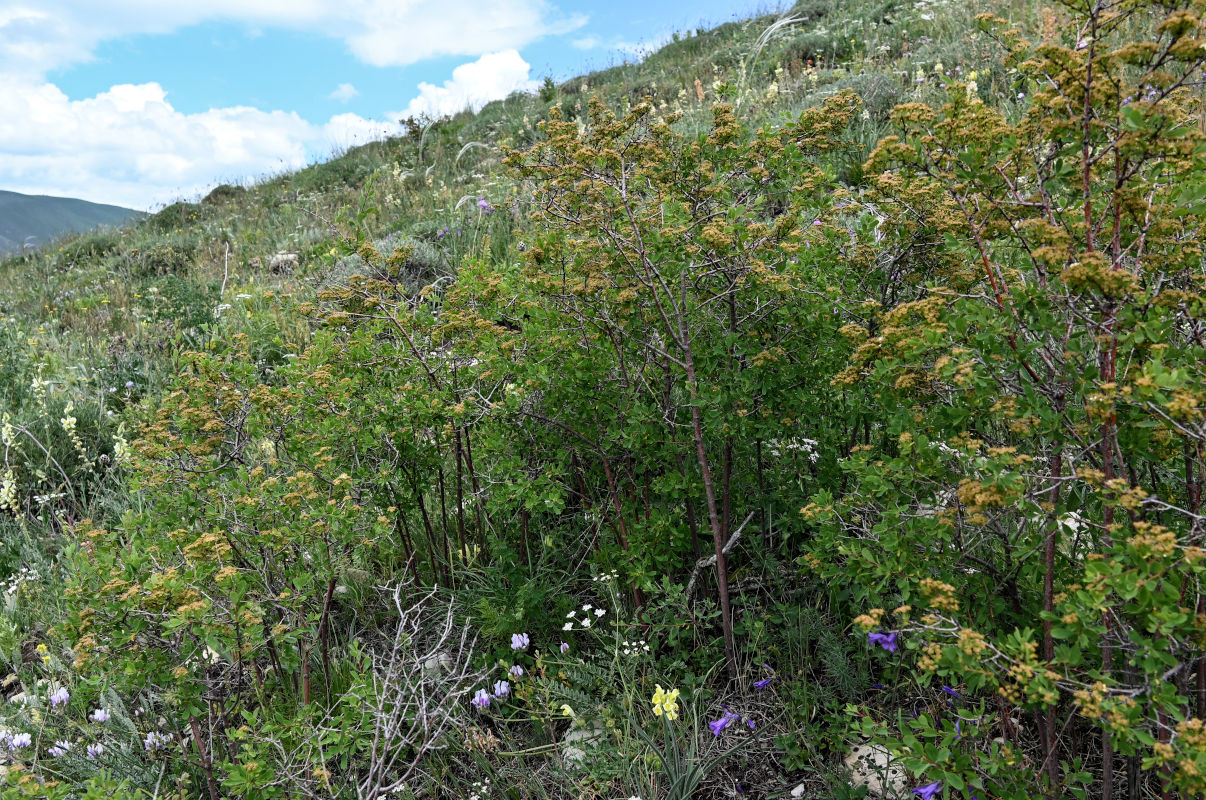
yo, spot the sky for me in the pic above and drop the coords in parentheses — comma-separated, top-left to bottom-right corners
(0, 1, 777, 211)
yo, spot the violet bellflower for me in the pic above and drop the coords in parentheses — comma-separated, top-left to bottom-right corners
(867, 631, 898, 653)
(754, 663, 775, 689)
(912, 781, 942, 800)
(708, 711, 739, 737)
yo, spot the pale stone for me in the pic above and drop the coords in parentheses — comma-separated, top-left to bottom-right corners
(843, 742, 907, 798)
(559, 722, 604, 767)
(268, 252, 299, 272)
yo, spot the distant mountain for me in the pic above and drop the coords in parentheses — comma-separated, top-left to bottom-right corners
(0, 190, 142, 255)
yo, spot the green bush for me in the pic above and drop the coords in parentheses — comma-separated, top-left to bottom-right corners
(201, 183, 246, 205)
(127, 237, 197, 277)
(146, 201, 207, 233)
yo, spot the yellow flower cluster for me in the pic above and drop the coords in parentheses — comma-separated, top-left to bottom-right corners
(651, 685, 680, 721)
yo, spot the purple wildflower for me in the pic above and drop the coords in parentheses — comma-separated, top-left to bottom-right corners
(86, 743, 104, 758)
(48, 740, 72, 757)
(559, 641, 570, 654)
(145, 731, 172, 751)
(913, 781, 942, 800)
(509, 664, 525, 678)
(754, 676, 775, 689)
(472, 689, 491, 710)
(492, 680, 511, 699)
(49, 686, 69, 708)
(708, 711, 738, 737)
(941, 685, 960, 699)
(510, 632, 530, 651)
(90, 708, 110, 723)
(868, 631, 898, 653)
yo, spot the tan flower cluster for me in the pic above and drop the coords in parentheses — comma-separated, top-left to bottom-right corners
(919, 578, 960, 612)
(853, 608, 885, 630)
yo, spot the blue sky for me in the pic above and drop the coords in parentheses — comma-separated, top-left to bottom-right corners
(0, 1, 778, 210)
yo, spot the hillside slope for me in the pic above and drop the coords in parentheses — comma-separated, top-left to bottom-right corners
(1, 1, 1203, 798)
(0, 189, 141, 254)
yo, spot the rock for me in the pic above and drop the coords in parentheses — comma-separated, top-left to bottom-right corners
(790, 784, 806, 798)
(268, 252, 299, 273)
(843, 742, 907, 798)
(559, 722, 604, 767)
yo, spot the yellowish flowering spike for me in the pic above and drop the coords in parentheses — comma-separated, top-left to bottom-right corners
(651, 684, 680, 720)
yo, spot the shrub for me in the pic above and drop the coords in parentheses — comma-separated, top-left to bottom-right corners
(145, 201, 206, 234)
(201, 183, 246, 205)
(127, 238, 197, 277)
(808, 3, 1206, 797)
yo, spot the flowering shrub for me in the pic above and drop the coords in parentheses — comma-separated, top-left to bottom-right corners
(805, 1, 1206, 797)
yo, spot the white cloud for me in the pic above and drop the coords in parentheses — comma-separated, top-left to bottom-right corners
(328, 83, 358, 103)
(0, 78, 400, 209)
(400, 50, 538, 120)
(571, 35, 600, 50)
(0, 2, 585, 209)
(0, 1, 586, 75)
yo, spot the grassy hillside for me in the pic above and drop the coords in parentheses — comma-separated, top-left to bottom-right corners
(0, 190, 141, 255)
(1, 1, 1205, 798)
